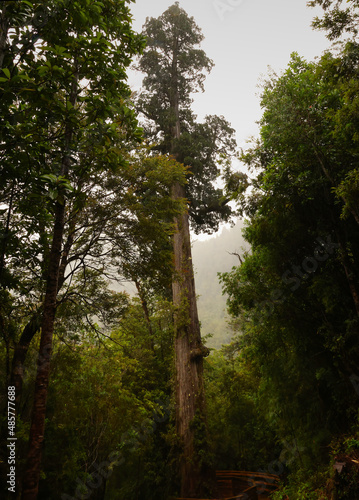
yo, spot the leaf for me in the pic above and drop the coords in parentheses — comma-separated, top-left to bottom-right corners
(41, 174, 58, 184)
(2, 68, 11, 79)
(48, 189, 59, 200)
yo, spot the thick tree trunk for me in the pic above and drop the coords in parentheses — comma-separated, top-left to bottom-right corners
(168, 32, 216, 498)
(172, 181, 214, 498)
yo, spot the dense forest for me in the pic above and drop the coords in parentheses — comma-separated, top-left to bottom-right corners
(1, 0, 359, 499)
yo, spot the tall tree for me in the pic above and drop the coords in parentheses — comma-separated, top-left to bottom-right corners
(137, 3, 236, 496)
(0, 1, 145, 498)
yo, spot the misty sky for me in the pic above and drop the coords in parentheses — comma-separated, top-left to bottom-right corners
(128, 0, 331, 148)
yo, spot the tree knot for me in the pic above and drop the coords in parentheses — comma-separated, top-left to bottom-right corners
(190, 344, 210, 360)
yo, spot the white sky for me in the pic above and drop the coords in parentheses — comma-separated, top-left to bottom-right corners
(128, 0, 331, 149)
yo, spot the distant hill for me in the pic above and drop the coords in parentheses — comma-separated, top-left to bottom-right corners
(192, 221, 248, 348)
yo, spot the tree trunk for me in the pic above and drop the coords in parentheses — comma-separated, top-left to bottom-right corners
(7, 212, 76, 425)
(21, 68, 77, 499)
(168, 33, 215, 497)
(21, 200, 66, 500)
(172, 181, 213, 497)
(10, 313, 42, 416)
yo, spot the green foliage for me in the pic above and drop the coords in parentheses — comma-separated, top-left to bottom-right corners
(136, 3, 238, 234)
(221, 40, 359, 497)
(271, 466, 329, 500)
(0, 0, 147, 329)
(5, 1, 359, 498)
(308, 0, 359, 40)
(137, 2, 213, 143)
(205, 348, 279, 471)
(8, 295, 178, 500)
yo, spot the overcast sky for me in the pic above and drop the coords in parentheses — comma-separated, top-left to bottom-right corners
(128, 0, 331, 148)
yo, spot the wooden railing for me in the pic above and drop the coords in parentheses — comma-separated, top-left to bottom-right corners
(174, 469, 280, 500)
(216, 470, 280, 498)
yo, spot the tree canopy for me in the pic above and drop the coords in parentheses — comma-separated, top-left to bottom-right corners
(137, 2, 237, 234)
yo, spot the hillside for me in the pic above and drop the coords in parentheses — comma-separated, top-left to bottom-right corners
(192, 221, 248, 348)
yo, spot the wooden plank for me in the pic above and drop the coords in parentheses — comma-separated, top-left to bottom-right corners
(216, 471, 280, 493)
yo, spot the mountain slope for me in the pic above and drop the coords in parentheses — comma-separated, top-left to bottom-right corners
(192, 221, 248, 348)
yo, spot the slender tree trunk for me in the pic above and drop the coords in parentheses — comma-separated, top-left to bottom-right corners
(10, 314, 42, 416)
(21, 199, 66, 500)
(21, 69, 78, 499)
(9, 213, 76, 422)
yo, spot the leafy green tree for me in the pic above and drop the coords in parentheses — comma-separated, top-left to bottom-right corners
(0, 1, 150, 497)
(221, 45, 359, 496)
(137, 3, 237, 496)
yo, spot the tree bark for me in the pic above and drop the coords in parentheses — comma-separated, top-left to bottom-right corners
(172, 180, 213, 497)
(21, 199, 66, 500)
(8, 211, 77, 423)
(10, 313, 42, 415)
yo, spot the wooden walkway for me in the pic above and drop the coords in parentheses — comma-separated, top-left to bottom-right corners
(175, 470, 280, 500)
